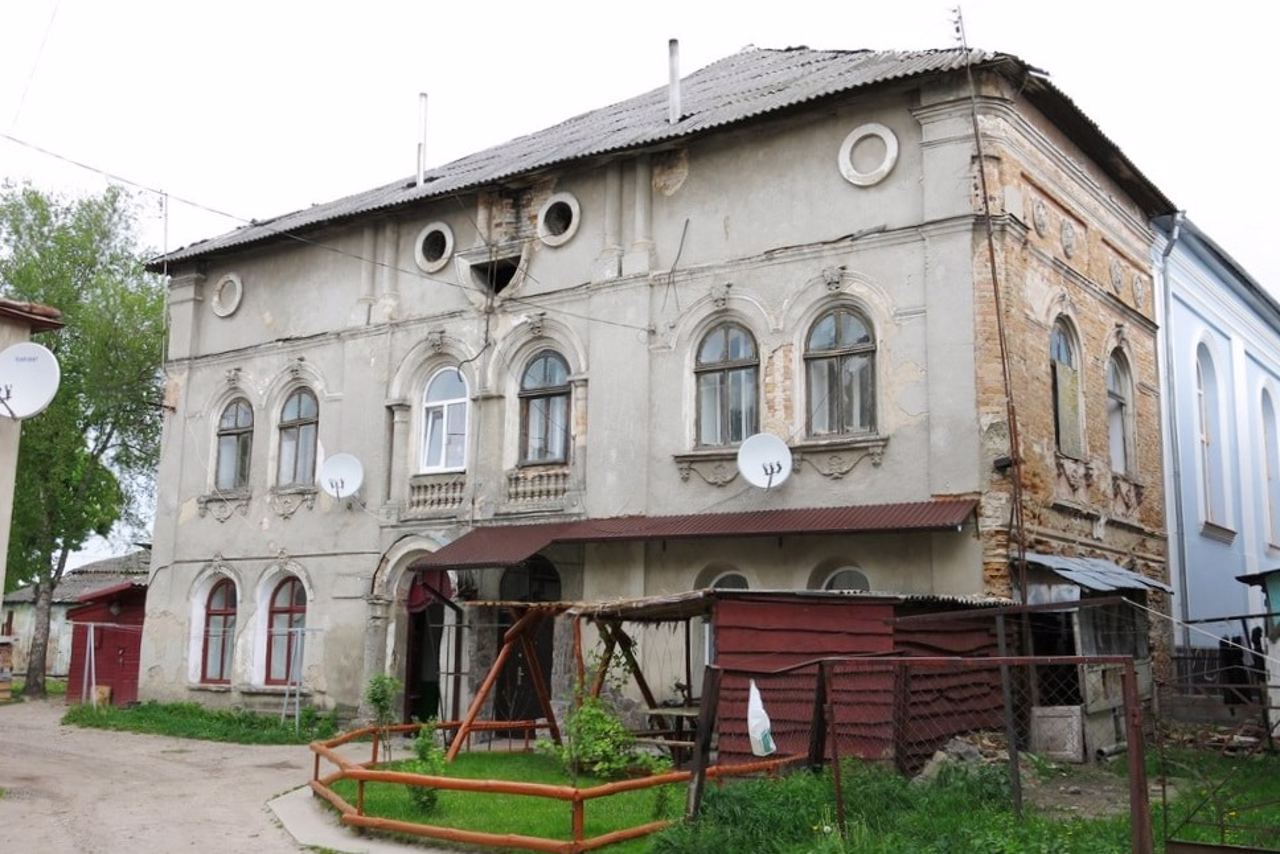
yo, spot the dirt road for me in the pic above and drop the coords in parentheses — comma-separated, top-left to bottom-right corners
(0, 699, 310, 853)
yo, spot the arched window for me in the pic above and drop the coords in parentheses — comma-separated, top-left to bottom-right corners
(519, 350, 571, 464)
(202, 578, 236, 684)
(711, 572, 748, 590)
(696, 323, 759, 446)
(1106, 351, 1133, 475)
(805, 307, 875, 437)
(421, 368, 469, 472)
(1264, 391, 1280, 543)
(265, 577, 306, 685)
(215, 398, 253, 491)
(1196, 344, 1226, 523)
(823, 567, 870, 592)
(1051, 319, 1083, 458)
(277, 388, 318, 487)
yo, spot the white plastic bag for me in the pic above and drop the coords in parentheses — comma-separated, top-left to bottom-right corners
(747, 679, 776, 757)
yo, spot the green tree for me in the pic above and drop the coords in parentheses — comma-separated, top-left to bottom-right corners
(0, 184, 164, 698)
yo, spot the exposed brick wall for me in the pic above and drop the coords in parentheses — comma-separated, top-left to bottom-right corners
(970, 77, 1168, 604)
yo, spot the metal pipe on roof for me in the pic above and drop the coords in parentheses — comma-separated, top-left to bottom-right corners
(417, 92, 428, 187)
(668, 39, 681, 125)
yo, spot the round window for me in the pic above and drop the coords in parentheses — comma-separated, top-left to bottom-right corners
(414, 222, 454, 273)
(210, 273, 244, 318)
(537, 192, 581, 247)
(837, 123, 899, 187)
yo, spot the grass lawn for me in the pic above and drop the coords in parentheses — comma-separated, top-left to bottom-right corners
(1146, 746, 1280, 850)
(6, 677, 67, 701)
(329, 751, 682, 853)
(62, 700, 338, 744)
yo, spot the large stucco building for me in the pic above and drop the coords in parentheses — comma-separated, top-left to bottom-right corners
(138, 47, 1174, 718)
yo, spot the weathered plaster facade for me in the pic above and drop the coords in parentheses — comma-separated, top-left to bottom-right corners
(138, 50, 1172, 715)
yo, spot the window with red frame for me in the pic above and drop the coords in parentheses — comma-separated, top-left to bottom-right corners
(266, 577, 306, 684)
(202, 578, 236, 683)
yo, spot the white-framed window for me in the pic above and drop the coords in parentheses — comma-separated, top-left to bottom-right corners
(1106, 351, 1133, 475)
(421, 368, 469, 472)
(265, 576, 307, 685)
(1051, 318, 1083, 458)
(215, 398, 253, 491)
(519, 350, 571, 465)
(277, 387, 318, 487)
(1196, 344, 1227, 524)
(695, 322, 758, 447)
(805, 306, 876, 437)
(1263, 390, 1280, 543)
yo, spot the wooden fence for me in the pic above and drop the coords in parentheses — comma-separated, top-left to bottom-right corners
(309, 721, 803, 853)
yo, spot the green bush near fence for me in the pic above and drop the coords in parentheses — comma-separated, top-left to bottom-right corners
(62, 700, 338, 744)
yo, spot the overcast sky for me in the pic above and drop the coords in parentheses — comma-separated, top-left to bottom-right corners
(3, 0, 1275, 565)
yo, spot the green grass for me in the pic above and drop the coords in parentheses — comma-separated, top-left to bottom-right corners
(329, 751, 681, 853)
(1149, 746, 1280, 850)
(6, 676, 67, 701)
(62, 700, 338, 744)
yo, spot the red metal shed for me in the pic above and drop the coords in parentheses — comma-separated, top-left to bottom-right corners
(66, 581, 146, 706)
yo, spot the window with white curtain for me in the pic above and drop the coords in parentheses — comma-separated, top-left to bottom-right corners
(1106, 351, 1133, 475)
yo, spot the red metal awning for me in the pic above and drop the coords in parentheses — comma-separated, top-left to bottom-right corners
(414, 498, 976, 570)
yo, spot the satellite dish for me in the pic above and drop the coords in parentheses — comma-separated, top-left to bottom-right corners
(318, 453, 364, 500)
(0, 341, 61, 420)
(736, 433, 793, 490)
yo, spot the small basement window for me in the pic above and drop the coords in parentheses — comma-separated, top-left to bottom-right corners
(470, 255, 522, 295)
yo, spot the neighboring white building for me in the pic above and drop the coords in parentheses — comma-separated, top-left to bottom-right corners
(138, 47, 1174, 720)
(1155, 216, 1280, 689)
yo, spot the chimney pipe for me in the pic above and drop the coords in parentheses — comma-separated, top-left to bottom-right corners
(417, 92, 428, 186)
(668, 39, 681, 125)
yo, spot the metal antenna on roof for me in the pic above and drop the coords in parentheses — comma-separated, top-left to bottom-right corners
(417, 92, 428, 186)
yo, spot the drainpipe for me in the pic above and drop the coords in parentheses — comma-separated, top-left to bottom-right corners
(1158, 211, 1188, 647)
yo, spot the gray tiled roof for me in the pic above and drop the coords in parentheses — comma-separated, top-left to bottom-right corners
(148, 46, 1173, 271)
(1024, 551, 1173, 594)
(5, 550, 150, 605)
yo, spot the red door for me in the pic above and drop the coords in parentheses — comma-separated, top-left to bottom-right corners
(99, 625, 140, 706)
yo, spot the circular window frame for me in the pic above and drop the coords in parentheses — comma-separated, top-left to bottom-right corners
(823, 567, 870, 592)
(210, 273, 244, 318)
(537, 192, 581, 247)
(837, 123, 899, 187)
(414, 222, 455, 274)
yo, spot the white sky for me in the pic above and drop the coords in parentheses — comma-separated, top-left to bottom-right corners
(2, 0, 1275, 566)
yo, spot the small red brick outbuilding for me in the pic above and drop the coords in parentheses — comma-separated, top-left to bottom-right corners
(66, 581, 146, 706)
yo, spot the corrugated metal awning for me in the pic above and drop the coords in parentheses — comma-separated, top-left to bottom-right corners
(415, 498, 976, 570)
(1023, 551, 1172, 594)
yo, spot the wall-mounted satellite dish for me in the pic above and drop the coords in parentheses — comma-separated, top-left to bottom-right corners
(319, 453, 364, 500)
(736, 433, 793, 490)
(0, 341, 61, 420)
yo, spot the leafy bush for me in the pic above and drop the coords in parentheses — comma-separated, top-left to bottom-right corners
(62, 700, 338, 744)
(404, 719, 446, 813)
(364, 673, 401, 759)
(539, 696, 638, 779)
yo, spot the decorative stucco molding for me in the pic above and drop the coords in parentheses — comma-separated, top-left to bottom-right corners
(672, 451, 740, 487)
(792, 436, 888, 479)
(268, 488, 317, 519)
(197, 492, 251, 523)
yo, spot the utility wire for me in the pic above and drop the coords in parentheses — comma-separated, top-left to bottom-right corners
(0, 132, 654, 335)
(8, 0, 61, 132)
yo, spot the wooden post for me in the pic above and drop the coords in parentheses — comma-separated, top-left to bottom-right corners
(571, 799, 585, 848)
(684, 618, 693, 703)
(313, 751, 320, 782)
(996, 615, 1024, 818)
(371, 731, 380, 765)
(807, 663, 828, 771)
(1122, 661, 1155, 854)
(520, 624, 562, 745)
(825, 662, 846, 836)
(891, 662, 911, 776)
(447, 632, 517, 761)
(573, 616, 586, 700)
(357, 780, 365, 816)
(685, 666, 722, 820)
(589, 629, 617, 699)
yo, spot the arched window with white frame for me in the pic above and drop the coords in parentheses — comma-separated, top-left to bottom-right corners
(421, 368, 469, 472)
(1106, 351, 1134, 475)
(1196, 344, 1227, 524)
(265, 576, 307, 685)
(277, 387, 318, 487)
(215, 398, 253, 491)
(519, 350, 571, 465)
(201, 578, 237, 684)
(805, 306, 876, 437)
(695, 322, 759, 447)
(1263, 390, 1280, 543)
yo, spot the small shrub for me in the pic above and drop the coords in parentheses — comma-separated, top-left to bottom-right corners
(364, 674, 401, 760)
(404, 719, 446, 813)
(558, 696, 637, 779)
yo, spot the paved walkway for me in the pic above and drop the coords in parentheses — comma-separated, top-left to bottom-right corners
(0, 699, 443, 853)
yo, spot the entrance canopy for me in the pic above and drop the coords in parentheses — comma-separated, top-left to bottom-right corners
(413, 499, 977, 570)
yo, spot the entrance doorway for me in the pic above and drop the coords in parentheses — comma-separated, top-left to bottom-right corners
(495, 557, 561, 727)
(403, 570, 454, 723)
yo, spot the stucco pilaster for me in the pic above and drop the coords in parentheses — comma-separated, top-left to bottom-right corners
(386, 401, 411, 508)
